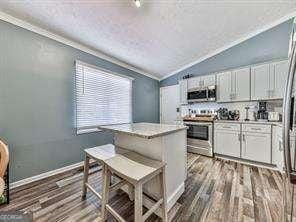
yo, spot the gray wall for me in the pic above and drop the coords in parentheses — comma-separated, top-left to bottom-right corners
(161, 19, 293, 87)
(0, 20, 160, 182)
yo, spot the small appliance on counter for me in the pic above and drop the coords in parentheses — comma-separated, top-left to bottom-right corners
(268, 112, 281, 122)
(217, 108, 229, 120)
(228, 110, 240, 120)
(256, 101, 268, 121)
(217, 108, 240, 120)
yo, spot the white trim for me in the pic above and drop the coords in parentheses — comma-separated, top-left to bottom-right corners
(0, 11, 160, 81)
(167, 182, 184, 211)
(215, 154, 279, 171)
(161, 11, 296, 81)
(11, 161, 85, 189)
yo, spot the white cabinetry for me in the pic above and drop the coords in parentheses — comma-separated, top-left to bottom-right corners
(216, 71, 232, 102)
(214, 122, 272, 164)
(241, 124, 271, 164)
(233, 67, 250, 101)
(216, 67, 250, 102)
(187, 77, 200, 90)
(251, 60, 288, 100)
(241, 132, 271, 163)
(201, 74, 216, 86)
(214, 123, 241, 157)
(187, 74, 216, 90)
(251, 63, 270, 100)
(272, 125, 295, 171)
(179, 79, 187, 105)
(270, 60, 289, 99)
(272, 126, 284, 171)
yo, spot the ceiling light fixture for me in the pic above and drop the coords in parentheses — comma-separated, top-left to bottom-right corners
(134, 0, 141, 8)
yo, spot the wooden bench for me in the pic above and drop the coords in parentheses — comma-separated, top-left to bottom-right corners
(82, 144, 130, 200)
(101, 151, 168, 222)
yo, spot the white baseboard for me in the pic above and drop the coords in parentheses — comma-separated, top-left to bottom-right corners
(167, 182, 185, 211)
(11, 161, 85, 189)
(215, 154, 278, 171)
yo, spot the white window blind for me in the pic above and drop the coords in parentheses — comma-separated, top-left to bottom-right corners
(75, 61, 133, 132)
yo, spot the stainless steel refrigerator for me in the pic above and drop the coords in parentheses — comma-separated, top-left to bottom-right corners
(283, 17, 296, 222)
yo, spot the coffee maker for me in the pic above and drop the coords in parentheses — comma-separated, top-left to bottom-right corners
(256, 101, 268, 121)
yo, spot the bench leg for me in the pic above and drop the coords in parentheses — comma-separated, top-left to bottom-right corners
(101, 166, 111, 222)
(82, 155, 90, 200)
(160, 168, 168, 222)
(134, 183, 143, 222)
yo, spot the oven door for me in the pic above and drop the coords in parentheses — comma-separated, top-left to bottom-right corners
(185, 122, 213, 156)
(187, 124, 209, 140)
(187, 88, 207, 102)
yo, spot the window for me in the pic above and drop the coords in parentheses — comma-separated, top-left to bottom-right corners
(75, 61, 133, 134)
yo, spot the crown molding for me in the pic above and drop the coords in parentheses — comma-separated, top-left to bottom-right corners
(160, 11, 296, 81)
(0, 11, 160, 81)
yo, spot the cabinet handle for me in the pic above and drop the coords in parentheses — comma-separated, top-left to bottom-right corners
(222, 126, 231, 129)
(251, 127, 261, 130)
(238, 133, 241, 141)
(242, 134, 245, 142)
(279, 141, 283, 151)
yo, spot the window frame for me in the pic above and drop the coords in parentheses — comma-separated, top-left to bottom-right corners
(75, 60, 134, 135)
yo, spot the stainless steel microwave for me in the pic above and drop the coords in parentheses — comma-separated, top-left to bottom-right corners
(187, 85, 216, 103)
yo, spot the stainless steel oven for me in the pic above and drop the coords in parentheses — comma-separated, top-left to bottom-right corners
(187, 85, 216, 103)
(184, 121, 213, 157)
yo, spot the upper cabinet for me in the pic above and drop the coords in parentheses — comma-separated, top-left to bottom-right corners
(270, 60, 289, 99)
(233, 67, 251, 101)
(216, 71, 232, 102)
(216, 67, 250, 102)
(201, 74, 216, 86)
(177, 59, 288, 104)
(187, 74, 216, 90)
(179, 79, 188, 105)
(251, 63, 270, 100)
(251, 60, 288, 100)
(187, 77, 200, 90)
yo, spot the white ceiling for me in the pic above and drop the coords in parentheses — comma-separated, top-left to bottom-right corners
(0, 1, 295, 80)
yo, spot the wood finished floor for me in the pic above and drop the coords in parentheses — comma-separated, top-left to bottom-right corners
(0, 153, 287, 221)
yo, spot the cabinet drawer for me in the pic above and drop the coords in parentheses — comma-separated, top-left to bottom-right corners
(215, 123, 240, 131)
(242, 124, 271, 134)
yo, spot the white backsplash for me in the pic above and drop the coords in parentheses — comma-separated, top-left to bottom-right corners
(180, 100, 283, 121)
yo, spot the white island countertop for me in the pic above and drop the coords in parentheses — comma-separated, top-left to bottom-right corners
(98, 122, 187, 139)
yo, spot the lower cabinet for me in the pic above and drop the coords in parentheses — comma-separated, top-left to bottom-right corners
(214, 130, 241, 158)
(214, 123, 272, 164)
(241, 132, 271, 163)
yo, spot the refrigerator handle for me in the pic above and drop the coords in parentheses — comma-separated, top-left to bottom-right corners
(283, 37, 296, 184)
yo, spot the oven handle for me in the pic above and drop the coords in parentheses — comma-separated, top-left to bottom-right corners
(184, 121, 213, 126)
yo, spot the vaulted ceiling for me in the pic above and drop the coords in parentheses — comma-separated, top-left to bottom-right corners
(0, 1, 295, 80)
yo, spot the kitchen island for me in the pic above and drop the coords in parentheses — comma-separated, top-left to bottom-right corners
(98, 122, 187, 211)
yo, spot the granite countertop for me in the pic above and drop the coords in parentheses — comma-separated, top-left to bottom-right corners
(214, 119, 282, 126)
(98, 122, 187, 139)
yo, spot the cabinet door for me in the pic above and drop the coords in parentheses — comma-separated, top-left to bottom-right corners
(241, 132, 271, 163)
(232, 67, 250, 101)
(187, 77, 200, 90)
(270, 60, 289, 99)
(251, 64, 270, 100)
(179, 80, 188, 105)
(216, 71, 232, 102)
(214, 130, 241, 157)
(201, 74, 216, 86)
